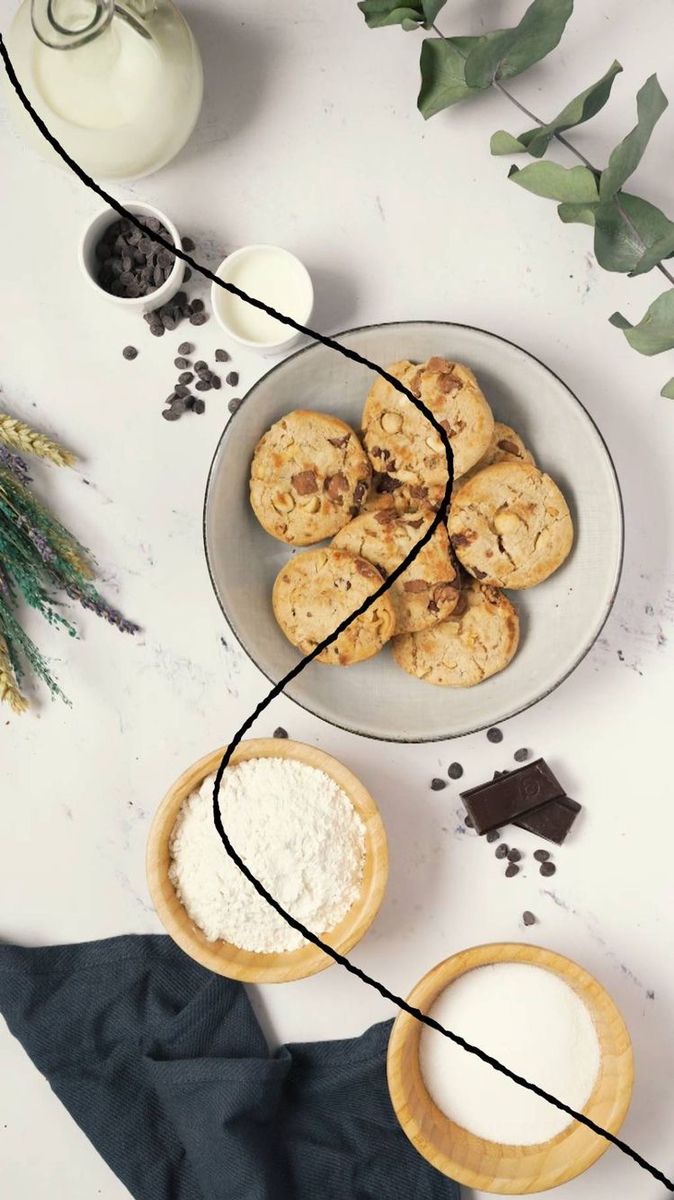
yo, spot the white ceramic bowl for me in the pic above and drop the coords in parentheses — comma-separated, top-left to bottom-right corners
(78, 201, 185, 315)
(203, 321, 624, 742)
(211, 244, 313, 356)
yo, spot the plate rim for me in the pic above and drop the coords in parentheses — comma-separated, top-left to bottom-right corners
(202, 319, 625, 743)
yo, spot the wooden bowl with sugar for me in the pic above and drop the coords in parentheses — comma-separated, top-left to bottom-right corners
(146, 738, 388, 983)
(387, 943, 633, 1194)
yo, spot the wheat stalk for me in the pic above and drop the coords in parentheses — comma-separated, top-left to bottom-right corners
(0, 413, 76, 468)
(0, 633, 28, 713)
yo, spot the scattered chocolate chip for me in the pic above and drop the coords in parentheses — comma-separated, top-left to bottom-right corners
(182, 236, 195, 252)
(178, 341, 193, 355)
(487, 727, 503, 743)
(178, 372, 194, 385)
(522, 911, 536, 926)
(464, 815, 474, 829)
(274, 726, 288, 739)
(215, 348, 230, 362)
(174, 357, 189, 369)
(190, 297, 205, 313)
(195, 379, 212, 391)
(533, 849, 550, 862)
(194, 360, 207, 372)
(448, 762, 464, 780)
(228, 397, 242, 414)
(184, 267, 192, 281)
(226, 371, 239, 386)
(122, 345, 138, 360)
(486, 829, 500, 843)
(210, 374, 221, 389)
(191, 398, 205, 414)
(431, 778, 446, 791)
(190, 311, 207, 326)
(507, 848, 521, 862)
(539, 861, 556, 877)
(495, 843, 508, 859)
(514, 747, 529, 762)
(162, 404, 182, 422)
(505, 862, 520, 878)
(173, 384, 190, 398)
(150, 323, 165, 337)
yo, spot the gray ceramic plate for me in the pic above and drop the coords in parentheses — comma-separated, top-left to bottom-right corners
(203, 322, 623, 742)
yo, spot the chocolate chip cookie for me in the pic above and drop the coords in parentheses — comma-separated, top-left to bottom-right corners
(477, 422, 535, 469)
(449, 462, 573, 588)
(362, 357, 494, 490)
(365, 472, 448, 515)
(332, 508, 460, 634)
(272, 547, 396, 665)
(393, 578, 520, 687)
(250, 411, 371, 545)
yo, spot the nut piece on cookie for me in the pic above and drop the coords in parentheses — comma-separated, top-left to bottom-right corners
(250, 410, 371, 545)
(362, 357, 494, 490)
(393, 578, 519, 687)
(332, 507, 460, 634)
(272, 547, 396, 666)
(449, 461, 573, 589)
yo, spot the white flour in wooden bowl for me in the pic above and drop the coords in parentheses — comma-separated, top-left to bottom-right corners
(168, 757, 366, 952)
(420, 963, 600, 1145)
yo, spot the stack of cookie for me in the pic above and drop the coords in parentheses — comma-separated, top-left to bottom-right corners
(248, 356, 573, 684)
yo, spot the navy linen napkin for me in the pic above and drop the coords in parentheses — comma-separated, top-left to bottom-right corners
(0, 934, 459, 1200)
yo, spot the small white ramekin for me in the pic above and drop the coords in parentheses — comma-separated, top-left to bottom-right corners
(78, 201, 185, 315)
(210, 244, 314, 356)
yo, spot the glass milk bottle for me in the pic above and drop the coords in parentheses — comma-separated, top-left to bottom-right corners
(4, 0, 203, 179)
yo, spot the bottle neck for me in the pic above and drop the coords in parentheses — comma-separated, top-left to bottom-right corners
(31, 0, 158, 49)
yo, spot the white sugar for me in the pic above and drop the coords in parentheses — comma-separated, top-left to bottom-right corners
(169, 757, 366, 953)
(420, 963, 600, 1145)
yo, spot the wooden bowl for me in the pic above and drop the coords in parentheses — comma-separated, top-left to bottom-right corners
(387, 943, 633, 1194)
(146, 738, 388, 983)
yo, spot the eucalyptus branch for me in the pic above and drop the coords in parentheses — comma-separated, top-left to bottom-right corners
(360, 0, 674, 392)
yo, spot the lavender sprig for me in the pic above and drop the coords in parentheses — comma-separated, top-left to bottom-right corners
(0, 415, 139, 712)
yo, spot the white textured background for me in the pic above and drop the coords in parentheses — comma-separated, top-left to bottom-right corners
(1, 1, 673, 1196)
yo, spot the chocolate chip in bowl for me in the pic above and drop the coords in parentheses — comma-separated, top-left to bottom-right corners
(79, 201, 185, 315)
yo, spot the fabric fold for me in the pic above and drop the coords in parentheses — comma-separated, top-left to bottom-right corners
(0, 934, 459, 1200)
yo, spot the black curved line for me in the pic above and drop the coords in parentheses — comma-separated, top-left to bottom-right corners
(1, 34, 670, 1191)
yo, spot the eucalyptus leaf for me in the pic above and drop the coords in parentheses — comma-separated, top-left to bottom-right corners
(660, 377, 674, 398)
(600, 74, 668, 200)
(631, 225, 674, 276)
(594, 193, 674, 274)
(464, 0, 574, 89)
(557, 201, 598, 226)
(418, 37, 484, 118)
(498, 60, 623, 158)
(609, 288, 674, 356)
(491, 129, 528, 155)
(358, 0, 446, 29)
(509, 161, 599, 203)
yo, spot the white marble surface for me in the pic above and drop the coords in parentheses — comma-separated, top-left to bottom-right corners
(1, 1, 674, 1197)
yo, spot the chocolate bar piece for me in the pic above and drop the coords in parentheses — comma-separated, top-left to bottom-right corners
(460, 759, 566, 835)
(514, 795, 581, 845)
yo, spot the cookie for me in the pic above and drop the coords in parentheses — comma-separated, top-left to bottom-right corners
(250, 411, 371, 545)
(272, 547, 396, 665)
(362, 357, 494, 490)
(393, 579, 519, 687)
(365, 472, 449, 515)
(477, 422, 535, 469)
(449, 462, 573, 589)
(332, 508, 460, 634)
